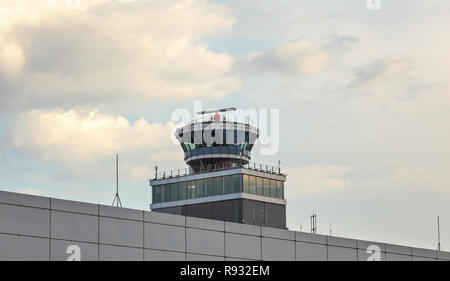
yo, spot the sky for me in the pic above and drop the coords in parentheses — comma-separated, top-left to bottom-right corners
(0, 0, 449, 250)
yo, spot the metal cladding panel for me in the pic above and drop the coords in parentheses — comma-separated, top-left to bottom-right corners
(99, 205, 143, 221)
(0, 233, 49, 261)
(295, 241, 327, 261)
(261, 226, 294, 240)
(144, 223, 185, 252)
(327, 246, 358, 261)
(186, 228, 225, 256)
(225, 221, 260, 236)
(357, 249, 386, 261)
(0, 204, 50, 237)
(186, 216, 225, 231)
(187, 254, 225, 261)
(327, 236, 357, 248)
(386, 253, 412, 261)
(50, 240, 98, 261)
(99, 217, 143, 248)
(261, 238, 295, 261)
(51, 198, 98, 216)
(145, 249, 185, 261)
(295, 232, 327, 244)
(144, 210, 185, 227)
(0, 190, 50, 209)
(99, 244, 143, 261)
(225, 233, 261, 260)
(51, 211, 98, 243)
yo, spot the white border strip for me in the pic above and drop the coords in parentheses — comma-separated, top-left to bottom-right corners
(150, 192, 286, 209)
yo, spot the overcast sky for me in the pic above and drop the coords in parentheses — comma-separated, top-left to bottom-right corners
(1, 0, 449, 250)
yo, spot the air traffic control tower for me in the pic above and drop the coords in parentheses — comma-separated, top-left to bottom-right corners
(149, 108, 287, 229)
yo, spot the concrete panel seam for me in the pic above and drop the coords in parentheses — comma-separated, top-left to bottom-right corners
(98, 243, 145, 250)
(98, 215, 143, 223)
(97, 205, 100, 259)
(0, 202, 49, 211)
(142, 210, 145, 260)
(0, 231, 49, 240)
(186, 252, 226, 259)
(49, 198, 52, 261)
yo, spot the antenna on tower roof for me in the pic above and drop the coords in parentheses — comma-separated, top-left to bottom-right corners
(112, 154, 122, 208)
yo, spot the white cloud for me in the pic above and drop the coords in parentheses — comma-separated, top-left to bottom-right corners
(0, 38, 24, 76)
(10, 109, 183, 180)
(235, 39, 330, 75)
(16, 188, 41, 196)
(285, 165, 354, 197)
(0, 0, 240, 110)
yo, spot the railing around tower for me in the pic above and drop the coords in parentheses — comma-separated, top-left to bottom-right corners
(152, 161, 283, 180)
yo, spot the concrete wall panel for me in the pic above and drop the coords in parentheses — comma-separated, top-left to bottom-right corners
(386, 243, 412, 255)
(225, 221, 260, 236)
(296, 241, 327, 261)
(261, 227, 294, 240)
(144, 223, 185, 252)
(386, 253, 412, 261)
(50, 240, 98, 261)
(187, 253, 225, 261)
(0, 233, 49, 261)
(327, 246, 357, 261)
(261, 237, 295, 260)
(145, 249, 185, 261)
(225, 233, 261, 260)
(186, 216, 224, 231)
(0, 190, 50, 209)
(357, 249, 386, 261)
(100, 205, 143, 221)
(144, 211, 185, 227)
(295, 231, 327, 244)
(99, 244, 143, 261)
(186, 228, 224, 256)
(411, 247, 437, 259)
(327, 236, 357, 248)
(99, 217, 143, 247)
(51, 198, 98, 216)
(0, 204, 49, 237)
(51, 211, 98, 243)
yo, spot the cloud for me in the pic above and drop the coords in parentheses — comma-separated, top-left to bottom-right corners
(285, 165, 354, 197)
(0, 0, 240, 110)
(351, 56, 410, 87)
(235, 39, 330, 75)
(10, 108, 183, 180)
(16, 188, 41, 196)
(0, 38, 25, 76)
